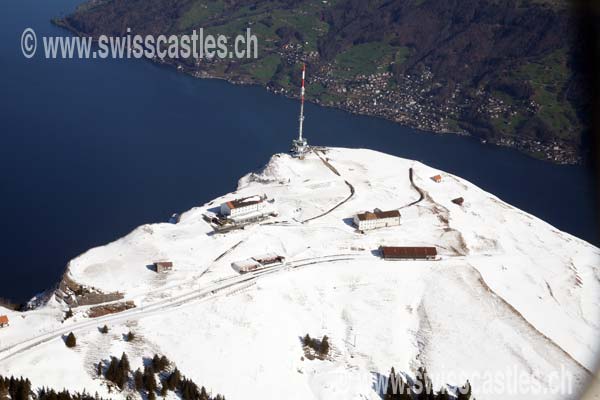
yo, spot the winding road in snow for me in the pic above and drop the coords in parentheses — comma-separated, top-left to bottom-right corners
(301, 149, 356, 223)
(402, 167, 425, 209)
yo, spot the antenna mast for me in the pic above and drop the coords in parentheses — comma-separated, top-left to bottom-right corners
(298, 63, 306, 141)
(291, 63, 309, 156)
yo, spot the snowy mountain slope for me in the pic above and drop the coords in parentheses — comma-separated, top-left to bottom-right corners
(0, 148, 598, 399)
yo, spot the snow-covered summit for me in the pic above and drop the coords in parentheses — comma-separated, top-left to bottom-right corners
(0, 148, 598, 400)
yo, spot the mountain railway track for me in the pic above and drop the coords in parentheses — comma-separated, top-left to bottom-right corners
(0, 254, 366, 362)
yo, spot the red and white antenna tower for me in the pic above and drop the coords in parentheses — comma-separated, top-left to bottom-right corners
(298, 63, 306, 141)
(292, 63, 309, 156)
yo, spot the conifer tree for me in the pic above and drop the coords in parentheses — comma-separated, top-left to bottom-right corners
(133, 369, 143, 391)
(160, 383, 168, 397)
(114, 367, 126, 390)
(118, 353, 130, 374)
(200, 386, 208, 400)
(159, 356, 169, 371)
(319, 335, 330, 356)
(167, 369, 181, 391)
(105, 357, 119, 383)
(143, 365, 157, 394)
(303, 334, 311, 346)
(65, 332, 77, 348)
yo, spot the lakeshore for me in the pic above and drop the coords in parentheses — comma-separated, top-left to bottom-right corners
(0, 0, 597, 304)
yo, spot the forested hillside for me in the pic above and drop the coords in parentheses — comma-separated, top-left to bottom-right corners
(60, 0, 592, 163)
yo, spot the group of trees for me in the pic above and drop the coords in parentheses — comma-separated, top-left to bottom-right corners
(0, 376, 31, 400)
(100, 353, 130, 390)
(151, 355, 170, 372)
(37, 388, 110, 400)
(384, 367, 472, 400)
(0, 375, 109, 400)
(302, 334, 330, 358)
(97, 353, 225, 400)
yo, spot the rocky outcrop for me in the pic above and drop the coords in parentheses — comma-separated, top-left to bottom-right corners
(55, 266, 124, 307)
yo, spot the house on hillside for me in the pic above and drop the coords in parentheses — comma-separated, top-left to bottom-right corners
(232, 253, 285, 273)
(353, 209, 400, 231)
(220, 195, 267, 219)
(431, 175, 442, 183)
(0, 315, 9, 328)
(154, 261, 173, 273)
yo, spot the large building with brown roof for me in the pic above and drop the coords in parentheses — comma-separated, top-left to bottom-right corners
(353, 209, 401, 231)
(379, 246, 437, 260)
(220, 195, 267, 219)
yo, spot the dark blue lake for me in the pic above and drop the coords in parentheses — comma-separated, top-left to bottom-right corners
(1, 0, 598, 303)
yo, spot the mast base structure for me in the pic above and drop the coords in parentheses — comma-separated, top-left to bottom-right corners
(291, 137, 309, 156)
(291, 63, 310, 158)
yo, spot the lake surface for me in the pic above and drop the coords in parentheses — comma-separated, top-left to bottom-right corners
(1, 0, 598, 303)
